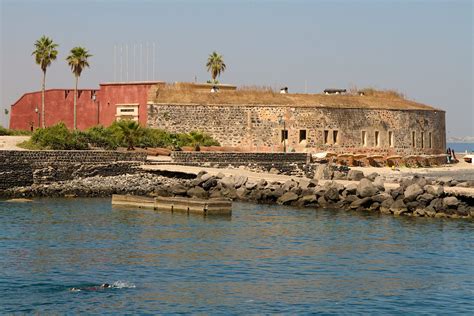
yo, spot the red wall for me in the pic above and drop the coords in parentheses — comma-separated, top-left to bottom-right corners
(9, 82, 162, 130)
(98, 82, 161, 127)
(10, 89, 99, 130)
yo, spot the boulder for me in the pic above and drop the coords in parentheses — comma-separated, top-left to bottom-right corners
(373, 176, 385, 191)
(245, 181, 257, 190)
(372, 192, 391, 203)
(187, 186, 208, 199)
(380, 197, 395, 214)
(324, 187, 339, 201)
(366, 172, 380, 182)
(357, 179, 379, 198)
(344, 183, 358, 195)
(350, 197, 372, 209)
(200, 173, 213, 182)
(416, 193, 434, 205)
(298, 195, 318, 205)
(170, 183, 188, 195)
(443, 196, 459, 208)
(234, 175, 248, 188)
(404, 184, 424, 202)
(282, 180, 298, 191)
(269, 167, 280, 174)
(343, 195, 359, 204)
(347, 169, 364, 181)
(220, 176, 236, 188)
(277, 192, 299, 205)
(202, 178, 218, 190)
(429, 198, 446, 212)
(424, 185, 444, 197)
(236, 187, 249, 200)
(390, 199, 408, 215)
(215, 172, 225, 179)
(390, 186, 404, 200)
(437, 176, 454, 186)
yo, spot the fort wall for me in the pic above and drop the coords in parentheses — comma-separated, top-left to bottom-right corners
(148, 103, 446, 155)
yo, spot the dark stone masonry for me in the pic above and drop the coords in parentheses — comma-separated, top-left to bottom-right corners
(0, 150, 147, 189)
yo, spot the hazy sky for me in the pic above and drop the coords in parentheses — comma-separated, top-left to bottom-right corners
(1, 0, 472, 137)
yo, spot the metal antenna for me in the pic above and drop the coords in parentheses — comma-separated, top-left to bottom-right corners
(126, 43, 129, 82)
(152, 42, 156, 80)
(113, 44, 116, 82)
(120, 44, 123, 82)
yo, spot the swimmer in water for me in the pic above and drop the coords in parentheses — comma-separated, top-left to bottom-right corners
(70, 283, 111, 292)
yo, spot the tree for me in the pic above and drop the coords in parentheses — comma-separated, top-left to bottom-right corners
(66, 47, 92, 130)
(115, 120, 143, 150)
(32, 36, 58, 128)
(206, 51, 226, 84)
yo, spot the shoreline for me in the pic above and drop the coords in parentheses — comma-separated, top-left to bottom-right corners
(2, 169, 473, 220)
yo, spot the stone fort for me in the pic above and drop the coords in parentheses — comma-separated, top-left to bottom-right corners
(10, 82, 445, 156)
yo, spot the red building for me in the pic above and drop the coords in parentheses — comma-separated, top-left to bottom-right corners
(9, 81, 163, 130)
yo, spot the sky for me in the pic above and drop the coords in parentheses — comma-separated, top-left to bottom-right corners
(0, 0, 472, 137)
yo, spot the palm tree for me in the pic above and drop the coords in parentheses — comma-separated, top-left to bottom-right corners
(206, 51, 226, 84)
(32, 36, 58, 128)
(116, 120, 143, 150)
(66, 47, 92, 129)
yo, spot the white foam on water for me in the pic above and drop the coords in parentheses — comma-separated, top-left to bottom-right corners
(112, 281, 136, 289)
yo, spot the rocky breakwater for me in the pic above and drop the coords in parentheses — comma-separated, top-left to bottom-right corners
(2, 170, 473, 219)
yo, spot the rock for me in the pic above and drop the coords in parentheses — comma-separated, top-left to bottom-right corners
(308, 179, 319, 188)
(357, 179, 379, 198)
(317, 196, 328, 206)
(437, 176, 454, 186)
(277, 192, 299, 205)
(200, 173, 213, 182)
(405, 201, 419, 211)
(256, 179, 267, 189)
(324, 187, 339, 201)
(424, 185, 444, 197)
(282, 180, 297, 191)
(416, 193, 434, 205)
(298, 195, 317, 205)
(170, 183, 188, 195)
(343, 195, 359, 204)
(347, 170, 364, 181)
(390, 186, 404, 200)
(215, 172, 225, 179)
(404, 184, 424, 202)
(269, 167, 280, 174)
(298, 179, 310, 190)
(429, 198, 446, 212)
(202, 178, 218, 190)
(220, 176, 235, 188)
(234, 175, 248, 188)
(245, 181, 257, 190)
(390, 199, 408, 215)
(350, 197, 372, 209)
(373, 176, 385, 191)
(196, 170, 208, 178)
(372, 193, 391, 203)
(443, 196, 459, 208)
(344, 183, 358, 195)
(455, 182, 469, 188)
(333, 171, 347, 180)
(366, 172, 379, 182)
(187, 186, 208, 199)
(369, 202, 380, 211)
(235, 187, 248, 200)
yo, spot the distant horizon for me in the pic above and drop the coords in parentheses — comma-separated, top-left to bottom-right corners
(1, 0, 472, 137)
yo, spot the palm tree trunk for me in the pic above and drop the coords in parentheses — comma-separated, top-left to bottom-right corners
(74, 75, 78, 130)
(41, 70, 46, 128)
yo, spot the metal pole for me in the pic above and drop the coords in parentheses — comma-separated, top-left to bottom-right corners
(283, 120, 287, 153)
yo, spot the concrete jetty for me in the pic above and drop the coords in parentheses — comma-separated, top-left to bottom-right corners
(111, 194, 232, 216)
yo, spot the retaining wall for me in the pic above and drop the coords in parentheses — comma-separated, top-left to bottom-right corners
(0, 150, 147, 189)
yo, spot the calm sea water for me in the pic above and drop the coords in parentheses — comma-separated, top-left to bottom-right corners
(1, 198, 473, 314)
(447, 142, 474, 153)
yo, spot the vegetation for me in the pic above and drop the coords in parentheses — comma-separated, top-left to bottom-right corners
(66, 47, 92, 130)
(32, 36, 58, 128)
(0, 126, 32, 136)
(18, 121, 219, 150)
(206, 51, 226, 84)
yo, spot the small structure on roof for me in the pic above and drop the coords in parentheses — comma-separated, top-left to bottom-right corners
(280, 87, 288, 94)
(324, 88, 347, 95)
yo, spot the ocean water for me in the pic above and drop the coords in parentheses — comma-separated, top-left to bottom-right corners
(447, 142, 474, 153)
(0, 198, 473, 314)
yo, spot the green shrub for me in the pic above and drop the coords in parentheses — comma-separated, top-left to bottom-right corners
(0, 126, 32, 136)
(84, 125, 119, 150)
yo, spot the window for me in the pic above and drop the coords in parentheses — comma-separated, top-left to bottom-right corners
(333, 130, 339, 144)
(362, 131, 367, 147)
(281, 130, 288, 142)
(421, 132, 425, 148)
(299, 130, 307, 142)
(412, 131, 416, 148)
(375, 131, 380, 147)
(324, 130, 329, 144)
(428, 132, 432, 148)
(388, 131, 394, 147)
(120, 108, 135, 113)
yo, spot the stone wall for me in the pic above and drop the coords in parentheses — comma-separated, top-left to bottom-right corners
(0, 150, 147, 189)
(171, 151, 313, 177)
(148, 103, 446, 155)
